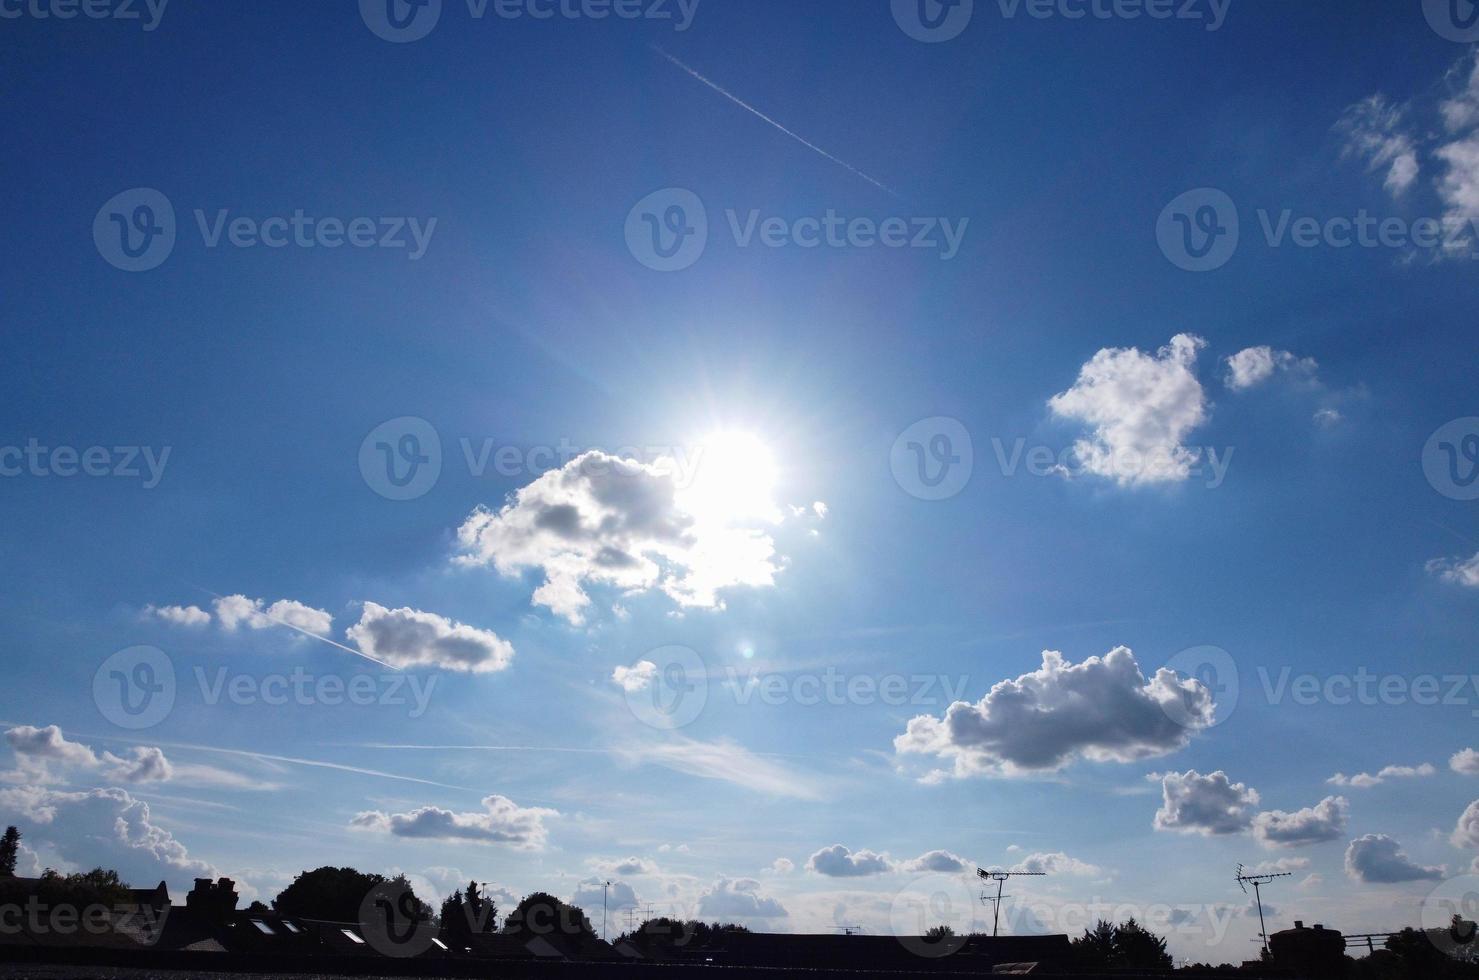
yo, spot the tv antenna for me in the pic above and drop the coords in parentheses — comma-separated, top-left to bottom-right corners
(976, 869, 1047, 938)
(1236, 864, 1291, 957)
(835, 925, 865, 936)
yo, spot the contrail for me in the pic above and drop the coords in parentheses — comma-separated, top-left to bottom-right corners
(652, 46, 900, 199)
(191, 586, 397, 669)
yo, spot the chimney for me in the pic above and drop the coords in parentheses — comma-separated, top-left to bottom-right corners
(1294, 920, 1304, 930)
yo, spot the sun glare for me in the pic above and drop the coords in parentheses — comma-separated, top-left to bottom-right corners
(679, 430, 781, 525)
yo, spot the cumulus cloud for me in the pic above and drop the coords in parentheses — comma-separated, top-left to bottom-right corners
(697, 877, 787, 920)
(1345, 834, 1444, 883)
(1336, 95, 1420, 195)
(455, 451, 786, 624)
(807, 845, 894, 878)
(1428, 553, 1479, 589)
(1452, 749, 1479, 776)
(1011, 851, 1103, 877)
(895, 647, 1214, 778)
(1328, 764, 1436, 788)
(1249, 857, 1311, 875)
(572, 878, 637, 912)
(345, 603, 513, 673)
(0, 785, 214, 886)
(1153, 770, 1259, 836)
(765, 858, 795, 874)
(212, 595, 333, 637)
(1454, 800, 1479, 849)
(351, 794, 557, 850)
(612, 661, 658, 692)
(144, 604, 211, 627)
(901, 850, 971, 874)
(1253, 797, 1349, 848)
(4, 726, 172, 785)
(1224, 347, 1318, 391)
(1047, 334, 1210, 486)
(590, 856, 658, 877)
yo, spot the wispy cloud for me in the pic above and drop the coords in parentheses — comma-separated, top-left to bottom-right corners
(652, 46, 899, 199)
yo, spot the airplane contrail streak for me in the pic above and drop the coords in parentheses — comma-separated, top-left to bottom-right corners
(652, 46, 901, 199)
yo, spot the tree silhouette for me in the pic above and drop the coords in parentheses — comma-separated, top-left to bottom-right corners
(0, 827, 18, 877)
(274, 866, 386, 922)
(1071, 918, 1170, 970)
(502, 891, 595, 938)
(441, 881, 499, 943)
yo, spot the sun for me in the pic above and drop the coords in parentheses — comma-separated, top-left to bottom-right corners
(678, 430, 781, 525)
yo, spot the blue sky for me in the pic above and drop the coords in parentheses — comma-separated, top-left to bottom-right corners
(3, 0, 1479, 964)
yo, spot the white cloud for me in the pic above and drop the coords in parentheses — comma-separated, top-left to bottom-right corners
(1224, 347, 1318, 391)
(901, 849, 971, 874)
(455, 451, 785, 624)
(590, 856, 658, 877)
(1010, 851, 1103, 877)
(350, 794, 557, 850)
(4, 726, 172, 785)
(1152, 770, 1259, 836)
(1336, 95, 1420, 195)
(1253, 796, 1349, 848)
(1428, 552, 1479, 588)
(1047, 334, 1210, 486)
(212, 594, 333, 637)
(697, 877, 787, 920)
(1328, 764, 1436, 789)
(611, 661, 658, 692)
(1453, 800, 1479, 849)
(571, 877, 638, 912)
(144, 604, 211, 627)
(1345, 834, 1444, 883)
(765, 858, 795, 874)
(1452, 749, 1479, 775)
(1314, 408, 1343, 427)
(806, 845, 893, 878)
(616, 736, 822, 800)
(1248, 857, 1310, 875)
(345, 602, 513, 673)
(895, 647, 1214, 778)
(0, 785, 214, 887)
